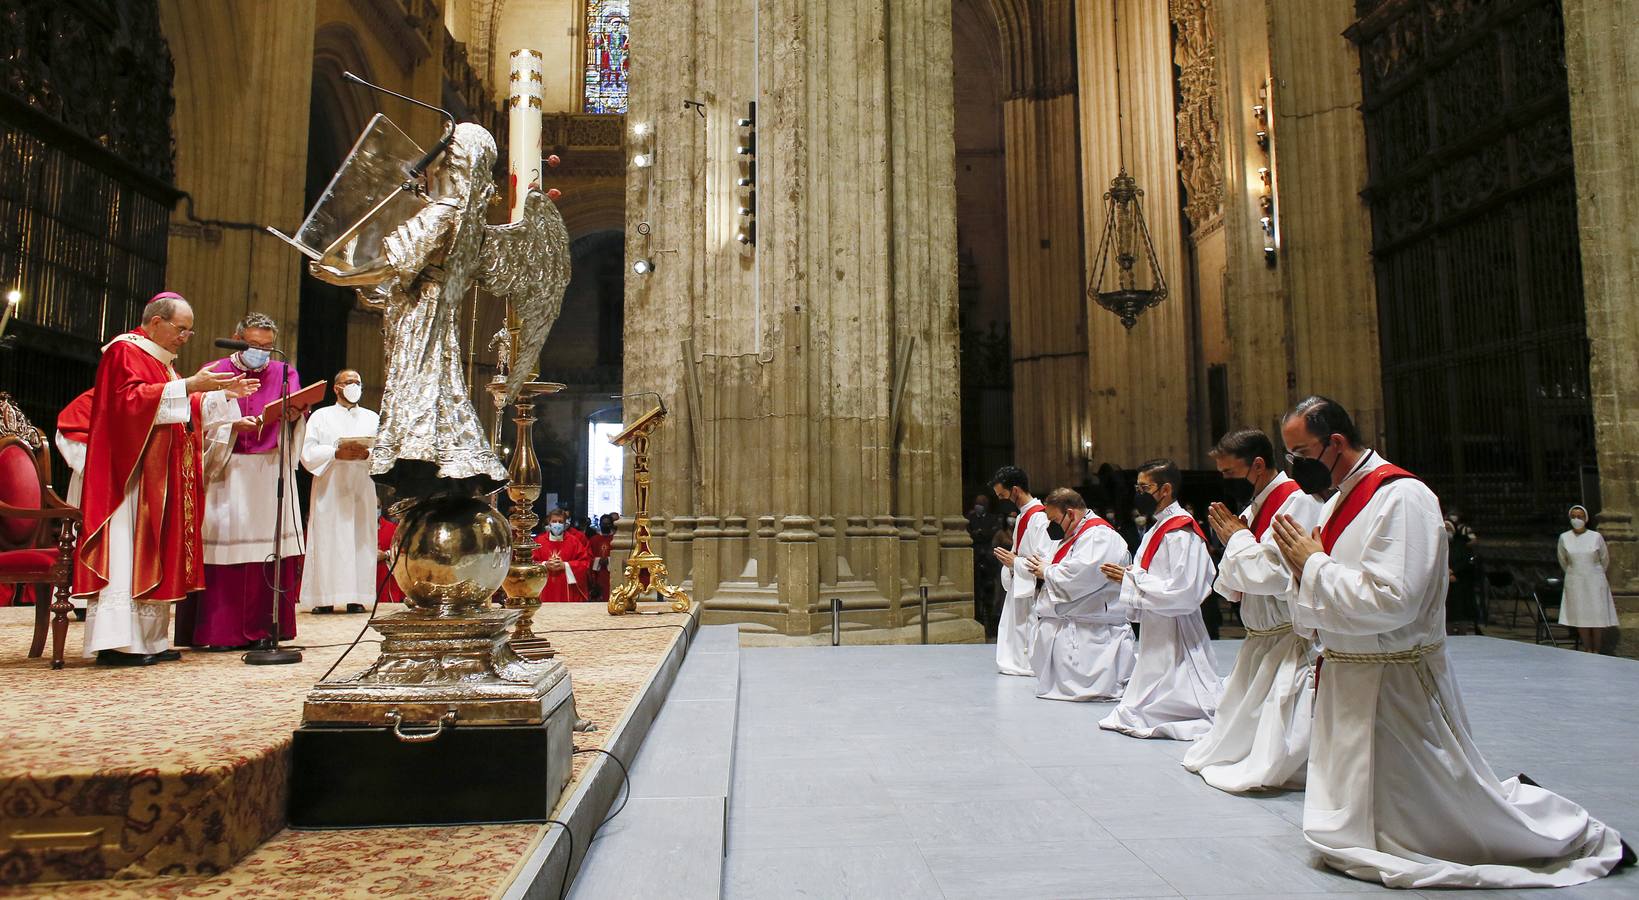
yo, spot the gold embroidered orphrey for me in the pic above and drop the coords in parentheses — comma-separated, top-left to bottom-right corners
(607, 405, 690, 615)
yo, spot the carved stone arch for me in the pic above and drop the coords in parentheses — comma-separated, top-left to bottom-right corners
(559, 185, 627, 243)
(980, 0, 1076, 99)
(312, 23, 378, 157)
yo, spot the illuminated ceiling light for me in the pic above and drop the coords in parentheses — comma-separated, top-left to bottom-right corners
(633, 153, 653, 168)
(632, 121, 650, 137)
(4, 290, 19, 305)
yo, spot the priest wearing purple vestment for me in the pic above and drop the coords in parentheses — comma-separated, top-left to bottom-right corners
(175, 312, 306, 651)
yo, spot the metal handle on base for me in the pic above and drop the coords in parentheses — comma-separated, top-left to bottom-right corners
(386, 708, 457, 743)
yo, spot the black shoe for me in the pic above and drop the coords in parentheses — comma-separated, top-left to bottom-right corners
(72, 608, 87, 622)
(345, 603, 367, 614)
(1618, 839, 1636, 870)
(154, 649, 182, 662)
(311, 606, 335, 614)
(1516, 772, 1541, 788)
(96, 649, 160, 667)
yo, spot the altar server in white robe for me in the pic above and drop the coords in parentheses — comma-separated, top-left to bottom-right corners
(1184, 429, 1323, 792)
(1272, 395, 1630, 889)
(1026, 488, 1134, 701)
(299, 369, 380, 613)
(990, 465, 1050, 676)
(1099, 459, 1222, 739)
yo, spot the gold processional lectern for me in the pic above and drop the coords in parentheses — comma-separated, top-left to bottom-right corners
(606, 405, 690, 615)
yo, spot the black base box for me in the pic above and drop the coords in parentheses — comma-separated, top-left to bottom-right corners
(288, 720, 558, 829)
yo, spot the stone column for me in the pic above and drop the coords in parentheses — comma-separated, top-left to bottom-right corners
(1076, 0, 1194, 467)
(1564, 0, 1639, 621)
(624, 0, 979, 643)
(158, 0, 315, 369)
(1265, 0, 1383, 440)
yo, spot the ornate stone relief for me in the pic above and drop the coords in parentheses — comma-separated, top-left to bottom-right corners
(1170, 0, 1223, 238)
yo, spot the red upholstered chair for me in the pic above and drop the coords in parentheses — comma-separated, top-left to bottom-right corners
(0, 393, 80, 668)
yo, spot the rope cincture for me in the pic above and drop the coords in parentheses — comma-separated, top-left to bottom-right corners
(1243, 621, 1294, 638)
(1323, 640, 1443, 664)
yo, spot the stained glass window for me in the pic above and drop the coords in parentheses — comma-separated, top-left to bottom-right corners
(583, 0, 630, 114)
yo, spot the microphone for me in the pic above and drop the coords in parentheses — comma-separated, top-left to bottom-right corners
(341, 71, 457, 178)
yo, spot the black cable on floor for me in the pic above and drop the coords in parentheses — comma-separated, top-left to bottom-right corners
(546, 818, 576, 900)
(318, 542, 401, 682)
(572, 747, 632, 827)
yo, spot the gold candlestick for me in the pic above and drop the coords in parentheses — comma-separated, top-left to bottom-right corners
(608, 405, 690, 615)
(487, 379, 564, 658)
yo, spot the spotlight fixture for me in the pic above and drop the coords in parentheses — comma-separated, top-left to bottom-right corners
(736, 117, 753, 127)
(632, 121, 651, 137)
(735, 143, 754, 156)
(735, 227, 755, 245)
(735, 101, 758, 248)
(736, 176, 752, 187)
(633, 152, 653, 168)
(737, 206, 752, 217)
(633, 258, 655, 275)
(1252, 83, 1278, 268)
(4, 290, 18, 305)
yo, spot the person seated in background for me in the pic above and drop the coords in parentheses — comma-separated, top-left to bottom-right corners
(535, 507, 591, 602)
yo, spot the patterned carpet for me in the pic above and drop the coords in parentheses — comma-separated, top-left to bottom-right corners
(0, 601, 692, 897)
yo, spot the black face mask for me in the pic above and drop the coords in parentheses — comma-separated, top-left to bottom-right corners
(1222, 477, 1255, 510)
(1134, 490, 1160, 519)
(1045, 516, 1067, 542)
(1290, 444, 1335, 495)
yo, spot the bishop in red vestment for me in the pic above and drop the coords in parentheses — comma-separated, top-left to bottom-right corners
(533, 509, 590, 602)
(72, 293, 257, 666)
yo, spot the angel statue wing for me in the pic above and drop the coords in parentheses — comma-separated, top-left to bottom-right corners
(477, 188, 572, 401)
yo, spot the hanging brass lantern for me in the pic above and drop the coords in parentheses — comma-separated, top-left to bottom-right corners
(1088, 169, 1168, 330)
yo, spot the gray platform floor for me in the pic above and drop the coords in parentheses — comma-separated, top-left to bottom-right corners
(724, 637, 1638, 900)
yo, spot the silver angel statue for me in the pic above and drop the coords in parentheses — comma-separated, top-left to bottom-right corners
(310, 122, 570, 498)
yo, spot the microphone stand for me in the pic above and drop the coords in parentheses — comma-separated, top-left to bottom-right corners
(245, 347, 302, 666)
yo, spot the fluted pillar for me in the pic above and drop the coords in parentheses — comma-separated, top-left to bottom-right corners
(1265, 0, 1382, 439)
(623, 0, 979, 643)
(1076, 0, 1193, 466)
(1564, 0, 1639, 617)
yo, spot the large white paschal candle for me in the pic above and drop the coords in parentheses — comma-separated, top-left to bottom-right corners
(507, 49, 545, 224)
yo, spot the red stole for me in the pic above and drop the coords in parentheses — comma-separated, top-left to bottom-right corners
(1248, 480, 1302, 540)
(1319, 464, 1417, 553)
(1051, 514, 1115, 563)
(1139, 515, 1207, 570)
(377, 517, 406, 603)
(73, 332, 206, 603)
(1014, 504, 1042, 549)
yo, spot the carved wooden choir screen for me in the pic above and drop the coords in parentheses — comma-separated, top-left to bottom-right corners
(1350, 0, 1594, 541)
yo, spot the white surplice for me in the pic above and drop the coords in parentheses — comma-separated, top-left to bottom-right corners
(1557, 528, 1618, 628)
(203, 420, 305, 566)
(997, 498, 1052, 676)
(1297, 452, 1625, 889)
(80, 379, 238, 656)
(298, 404, 380, 609)
(54, 431, 89, 610)
(1183, 473, 1323, 791)
(1030, 513, 1135, 701)
(1100, 502, 1222, 740)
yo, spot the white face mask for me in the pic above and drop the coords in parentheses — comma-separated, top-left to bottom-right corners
(239, 347, 270, 370)
(340, 383, 363, 404)
(1570, 517, 1586, 531)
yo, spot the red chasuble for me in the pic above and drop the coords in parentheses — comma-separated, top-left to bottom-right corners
(1248, 480, 1302, 540)
(534, 529, 591, 602)
(377, 516, 406, 603)
(56, 388, 94, 443)
(1139, 515, 1208, 570)
(72, 332, 206, 603)
(588, 532, 613, 598)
